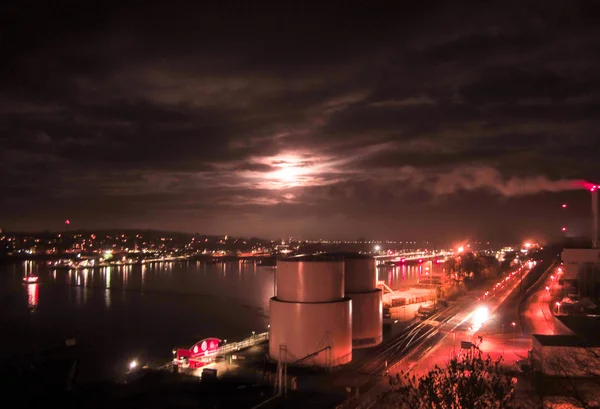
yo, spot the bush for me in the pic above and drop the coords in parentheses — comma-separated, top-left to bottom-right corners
(376, 353, 518, 409)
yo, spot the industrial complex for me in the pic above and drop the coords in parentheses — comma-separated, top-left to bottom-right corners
(268, 253, 382, 368)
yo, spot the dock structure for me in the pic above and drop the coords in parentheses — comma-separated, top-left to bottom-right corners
(218, 332, 269, 356)
(160, 332, 269, 373)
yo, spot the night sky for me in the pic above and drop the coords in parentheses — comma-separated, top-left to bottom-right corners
(2, 1, 600, 243)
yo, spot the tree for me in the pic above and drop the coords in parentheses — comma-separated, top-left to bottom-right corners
(376, 353, 517, 409)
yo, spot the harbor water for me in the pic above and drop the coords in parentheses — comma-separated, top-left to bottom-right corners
(0, 258, 429, 382)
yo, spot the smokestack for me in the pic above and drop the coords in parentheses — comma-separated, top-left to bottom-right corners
(592, 186, 598, 248)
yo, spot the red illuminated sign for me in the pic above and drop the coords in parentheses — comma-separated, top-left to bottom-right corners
(189, 338, 220, 357)
(176, 338, 221, 368)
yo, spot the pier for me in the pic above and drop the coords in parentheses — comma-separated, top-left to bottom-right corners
(159, 332, 269, 375)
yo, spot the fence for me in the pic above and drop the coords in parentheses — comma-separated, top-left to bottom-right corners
(217, 332, 269, 356)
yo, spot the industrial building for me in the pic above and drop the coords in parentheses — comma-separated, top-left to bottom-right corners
(560, 184, 600, 299)
(531, 316, 600, 377)
(268, 253, 382, 368)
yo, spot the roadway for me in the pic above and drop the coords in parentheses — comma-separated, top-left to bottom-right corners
(257, 251, 558, 409)
(519, 262, 557, 336)
(333, 263, 536, 409)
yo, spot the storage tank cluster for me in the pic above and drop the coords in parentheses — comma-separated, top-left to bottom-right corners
(268, 253, 382, 368)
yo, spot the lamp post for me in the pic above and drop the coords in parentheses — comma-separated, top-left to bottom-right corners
(452, 331, 456, 357)
(502, 324, 506, 354)
(511, 322, 516, 347)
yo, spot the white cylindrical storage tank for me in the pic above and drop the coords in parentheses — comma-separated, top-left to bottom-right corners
(348, 289, 382, 348)
(269, 254, 352, 368)
(344, 255, 377, 293)
(276, 259, 344, 303)
(334, 253, 383, 349)
(269, 297, 352, 366)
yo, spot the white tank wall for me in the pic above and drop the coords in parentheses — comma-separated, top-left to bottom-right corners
(276, 260, 345, 303)
(344, 257, 376, 293)
(269, 297, 352, 367)
(348, 290, 383, 348)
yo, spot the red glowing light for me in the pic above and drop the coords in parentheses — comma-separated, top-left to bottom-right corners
(562, 204, 567, 208)
(562, 227, 567, 232)
(65, 219, 71, 225)
(579, 181, 600, 191)
(418, 259, 423, 263)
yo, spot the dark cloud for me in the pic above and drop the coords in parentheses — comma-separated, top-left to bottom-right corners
(1, 1, 600, 242)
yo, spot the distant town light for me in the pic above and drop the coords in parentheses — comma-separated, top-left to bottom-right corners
(374, 245, 381, 252)
(129, 360, 138, 370)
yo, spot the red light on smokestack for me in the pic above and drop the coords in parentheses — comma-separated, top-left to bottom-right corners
(65, 220, 71, 225)
(562, 227, 567, 232)
(562, 204, 567, 208)
(592, 186, 599, 248)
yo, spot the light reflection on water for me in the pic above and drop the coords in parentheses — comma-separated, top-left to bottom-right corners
(27, 283, 39, 310)
(377, 260, 446, 290)
(1, 260, 275, 382)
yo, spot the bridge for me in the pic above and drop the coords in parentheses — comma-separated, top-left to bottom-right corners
(374, 250, 454, 263)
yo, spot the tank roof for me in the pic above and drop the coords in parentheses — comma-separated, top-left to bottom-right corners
(282, 252, 373, 262)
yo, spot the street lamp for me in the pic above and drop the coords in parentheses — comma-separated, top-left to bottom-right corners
(129, 360, 138, 371)
(511, 322, 516, 346)
(452, 331, 456, 356)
